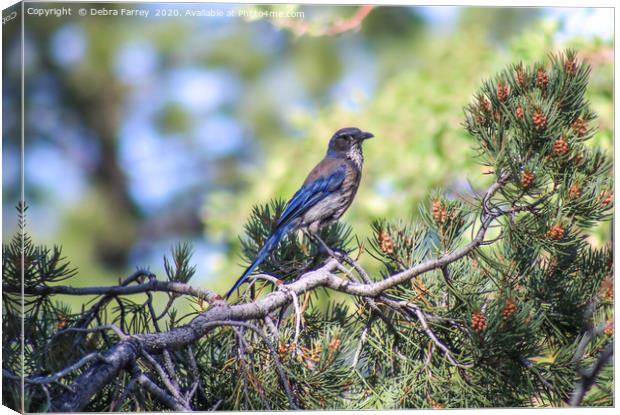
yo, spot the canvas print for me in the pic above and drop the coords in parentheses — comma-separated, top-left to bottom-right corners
(1, 2, 614, 411)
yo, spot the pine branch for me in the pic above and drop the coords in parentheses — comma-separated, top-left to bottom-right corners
(48, 175, 514, 411)
(135, 371, 190, 411)
(569, 342, 613, 406)
(7, 51, 612, 411)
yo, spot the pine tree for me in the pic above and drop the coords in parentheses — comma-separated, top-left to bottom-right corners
(2, 50, 613, 411)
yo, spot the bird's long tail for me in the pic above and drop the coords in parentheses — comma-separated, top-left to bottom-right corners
(225, 222, 295, 299)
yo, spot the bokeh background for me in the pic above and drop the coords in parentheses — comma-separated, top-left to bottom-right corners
(2, 4, 613, 307)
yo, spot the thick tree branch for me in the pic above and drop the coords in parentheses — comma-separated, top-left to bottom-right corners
(3, 352, 107, 385)
(49, 177, 511, 411)
(50, 342, 138, 412)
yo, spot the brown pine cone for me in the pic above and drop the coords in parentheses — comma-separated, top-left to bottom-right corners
(502, 299, 517, 320)
(378, 230, 395, 255)
(553, 137, 570, 156)
(516, 105, 524, 119)
(604, 321, 613, 337)
(328, 337, 341, 352)
(532, 110, 547, 130)
(479, 97, 492, 113)
(521, 170, 534, 188)
(432, 200, 448, 224)
(497, 81, 510, 102)
(601, 276, 613, 300)
(516, 65, 526, 88)
(568, 184, 582, 199)
(536, 67, 549, 89)
(564, 55, 577, 75)
(571, 117, 588, 137)
(547, 224, 565, 240)
(599, 191, 613, 207)
(471, 311, 487, 332)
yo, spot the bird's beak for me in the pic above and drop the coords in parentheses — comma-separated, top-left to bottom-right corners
(360, 131, 374, 140)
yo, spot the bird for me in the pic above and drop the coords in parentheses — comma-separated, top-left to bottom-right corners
(225, 127, 374, 299)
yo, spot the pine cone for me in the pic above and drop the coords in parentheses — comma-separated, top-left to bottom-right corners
(601, 276, 613, 300)
(571, 117, 588, 137)
(568, 184, 582, 199)
(479, 97, 492, 113)
(516, 65, 526, 88)
(430, 400, 445, 410)
(553, 137, 570, 156)
(532, 110, 547, 130)
(502, 299, 517, 320)
(278, 342, 290, 354)
(432, 200, 448, 224)
(497, 81, 510, 102)
(378, 230, 395, 255)
(471, 311, 487, 333)
(564, 55, 577, 76)
(599, 191, 613, 207)
(547, 224, 565, 240)
(536, 67, 548, 89)
(571, 152, 584, 165)
(328, 337, 341, 352)
(604, 321, 613, 337)
(521, 170, 534, 188)
(515, 105, 524, 119)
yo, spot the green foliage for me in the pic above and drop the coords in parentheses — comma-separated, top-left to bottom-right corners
(3, 48, 612, 411)
(164, 243, 196, 283)
(205, 15, 613, 299)
(3, 204, 79, 411)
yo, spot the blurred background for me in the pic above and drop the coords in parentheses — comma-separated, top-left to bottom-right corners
(2, 4, 613, 306)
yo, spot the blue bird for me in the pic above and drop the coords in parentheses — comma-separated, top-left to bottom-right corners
(225, 127, 374, 298)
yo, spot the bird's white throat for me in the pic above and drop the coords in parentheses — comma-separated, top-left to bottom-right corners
(347, 144, 364, 171)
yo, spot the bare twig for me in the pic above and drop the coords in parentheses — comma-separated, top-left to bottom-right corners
(53, 324, 129, 341)
(210, 399, 223, 411)
(569, 342, 613, 406)
(155, 294, 177, 321)
(140, 350, 185, 406)
(110, 376, 137, 412)
(289, 289, 302, 349)
(263, 316, 280, 341)
(352, 317, 375, 368)
(219, 321, 298, 409)
(386, 299, 473, 368)
(136, 372, 190, 411)
(145, 292, 181, 393)
(234, 330, 250, 409)
(185, 345, 205, 401)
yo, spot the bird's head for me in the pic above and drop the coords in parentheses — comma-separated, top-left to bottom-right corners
(326, 127, 374, 156)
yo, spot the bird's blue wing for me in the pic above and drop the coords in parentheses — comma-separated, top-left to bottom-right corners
(277, 165, 346, 227)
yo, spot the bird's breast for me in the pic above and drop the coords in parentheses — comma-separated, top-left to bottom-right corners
(301, 161, 361, 226)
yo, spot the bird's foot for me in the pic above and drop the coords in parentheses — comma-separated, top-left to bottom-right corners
(305, 230, 342, 259)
